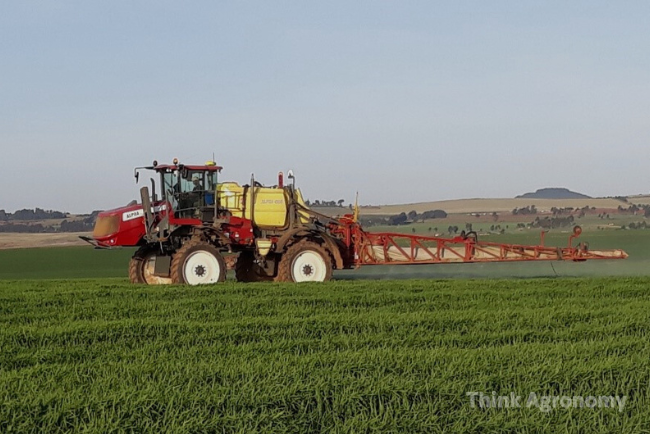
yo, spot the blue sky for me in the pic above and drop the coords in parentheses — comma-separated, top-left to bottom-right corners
(1, 1, 649, 213)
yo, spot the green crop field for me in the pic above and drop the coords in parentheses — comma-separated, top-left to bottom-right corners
(0, 228, 647, 432)
(0, 247, 134, 280)
(1, 278, 649, 433)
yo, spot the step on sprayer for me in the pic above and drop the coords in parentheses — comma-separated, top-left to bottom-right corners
(81, 159, 628, 285)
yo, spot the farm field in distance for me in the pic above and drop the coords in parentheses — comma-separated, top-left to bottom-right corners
(1, 277, 650, 433)
(0, 218, 648, 280)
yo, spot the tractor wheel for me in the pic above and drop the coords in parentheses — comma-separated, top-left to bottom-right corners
(170, 239, 226, 285)
(276, 240, 333, 282)
(129, 247, 172, 285)
(235, 251, 275, 282)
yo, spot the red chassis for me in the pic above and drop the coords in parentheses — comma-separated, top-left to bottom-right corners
(86, 200, 254, 249)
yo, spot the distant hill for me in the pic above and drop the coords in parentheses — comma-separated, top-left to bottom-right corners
(516, 188, 591, 200)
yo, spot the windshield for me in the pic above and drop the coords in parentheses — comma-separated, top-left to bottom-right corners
(161, 169, 217, 217)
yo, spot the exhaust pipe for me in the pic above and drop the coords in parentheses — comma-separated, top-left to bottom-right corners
(140, 186, 156, 242)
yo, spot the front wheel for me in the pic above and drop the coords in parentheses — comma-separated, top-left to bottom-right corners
(171, 240, 226, 285)
(277, 240, 333, 282)
(129, 247, 172, 285)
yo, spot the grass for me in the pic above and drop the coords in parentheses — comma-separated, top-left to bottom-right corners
(1, 278, 649, 432)
(0, 247, 134, 280)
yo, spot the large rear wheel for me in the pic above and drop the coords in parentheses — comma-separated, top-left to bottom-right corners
(276, 240, 333, 282)
(129, 247, 172, 285)
(171, 240, 226, 285)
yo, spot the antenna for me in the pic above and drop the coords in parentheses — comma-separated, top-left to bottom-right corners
(354, 192, 359, 222)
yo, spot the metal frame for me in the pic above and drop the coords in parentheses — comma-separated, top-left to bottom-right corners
(329, 219, 628, 267)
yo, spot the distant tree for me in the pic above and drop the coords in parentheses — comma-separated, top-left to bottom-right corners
(530, 215, 576, 229)
(408, 210, 418, 221)
(421, 209, 447, 219)
(512, 205, 537, 216)
(60, 219, 95, 232)
(388, 212, 408, 226)
(337, 199, 345, 207)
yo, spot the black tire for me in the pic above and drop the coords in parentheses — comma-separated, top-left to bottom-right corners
(234, 251, 276, 282)
(276, 240, 333, 282)
(170, 239, 226, 285)
(128, 246, 172, 285)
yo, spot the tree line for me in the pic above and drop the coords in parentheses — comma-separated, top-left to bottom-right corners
(511, 205, 537, 215)
(0, 208, 68, 221)
(304, 199, 347, 208)
(358, 209, 448, 227)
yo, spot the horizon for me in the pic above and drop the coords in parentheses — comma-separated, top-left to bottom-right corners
(2, 186, 648, 215)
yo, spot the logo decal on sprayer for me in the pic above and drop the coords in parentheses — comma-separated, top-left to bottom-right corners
(121, 205, 166, 222)
(122, 210, 145, 221)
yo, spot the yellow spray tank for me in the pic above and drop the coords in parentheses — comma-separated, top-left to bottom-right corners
(216, 180, 310, 228)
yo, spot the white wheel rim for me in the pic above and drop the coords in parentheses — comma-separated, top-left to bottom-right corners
(143, 254, 172, 285)
(291, 251, 327, 282)
(182, 251, 222, 285)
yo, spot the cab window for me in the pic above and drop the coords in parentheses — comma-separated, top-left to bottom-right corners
(162, 169, 216, 217)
